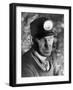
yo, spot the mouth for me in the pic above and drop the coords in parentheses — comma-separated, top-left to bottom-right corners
(44, 51, 51, 54)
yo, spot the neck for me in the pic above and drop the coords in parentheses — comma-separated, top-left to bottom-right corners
(34, 51, 47, 62)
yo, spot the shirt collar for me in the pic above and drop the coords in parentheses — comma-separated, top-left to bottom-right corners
(34, 51, 47, 62)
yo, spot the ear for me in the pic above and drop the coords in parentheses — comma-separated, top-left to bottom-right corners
(32, 37, 39, 46)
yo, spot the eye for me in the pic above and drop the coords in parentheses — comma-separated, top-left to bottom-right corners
(47, 39, 51, 42)
(41, 38, 45, 42)
(48, 39, 50, 41)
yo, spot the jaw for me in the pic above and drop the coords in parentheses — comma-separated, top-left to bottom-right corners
(40, 51, 51, 57)
(40, 49, 52, 57)
(43, 53, 51, 57)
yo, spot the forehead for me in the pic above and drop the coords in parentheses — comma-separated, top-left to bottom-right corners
(44, 35, 54, 40)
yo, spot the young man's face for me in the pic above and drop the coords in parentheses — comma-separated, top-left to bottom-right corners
(36, 36, 54, 57)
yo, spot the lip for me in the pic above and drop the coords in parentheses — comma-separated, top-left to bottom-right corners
(44, 51, 50, 53)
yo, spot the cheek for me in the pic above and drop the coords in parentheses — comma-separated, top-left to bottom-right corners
(49, 40, 54, 46)
(38, 41, 44, 47)
(38, 42, 45, 51)
(49, 44, 53, 50)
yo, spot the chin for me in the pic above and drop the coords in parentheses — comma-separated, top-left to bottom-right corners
(42, 52, 51, 57)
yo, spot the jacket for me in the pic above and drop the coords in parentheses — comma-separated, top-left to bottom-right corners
(21, 48, 55, 77)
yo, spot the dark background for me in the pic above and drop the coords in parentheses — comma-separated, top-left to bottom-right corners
(21, 12, 64, 75)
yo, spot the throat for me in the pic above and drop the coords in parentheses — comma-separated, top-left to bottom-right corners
(34, 51, 47, 62)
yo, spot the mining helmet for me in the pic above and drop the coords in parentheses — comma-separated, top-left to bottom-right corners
(30, 17, 54, 39)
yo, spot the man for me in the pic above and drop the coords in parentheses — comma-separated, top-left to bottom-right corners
(22, 17, 55, 77)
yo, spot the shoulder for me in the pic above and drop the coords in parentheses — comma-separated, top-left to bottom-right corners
(22, 49, 33, 64)
(22, 63, 39, 77)
(22, 49, 39, 77)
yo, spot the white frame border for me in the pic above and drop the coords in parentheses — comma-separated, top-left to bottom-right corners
(16, 6, 69, 84)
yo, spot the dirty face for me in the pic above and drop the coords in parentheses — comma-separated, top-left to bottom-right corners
(36, 36, 54, 57)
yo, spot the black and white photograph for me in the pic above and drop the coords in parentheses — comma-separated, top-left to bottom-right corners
(21, 13, 64, 77)
(10, 3, 71, 87)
